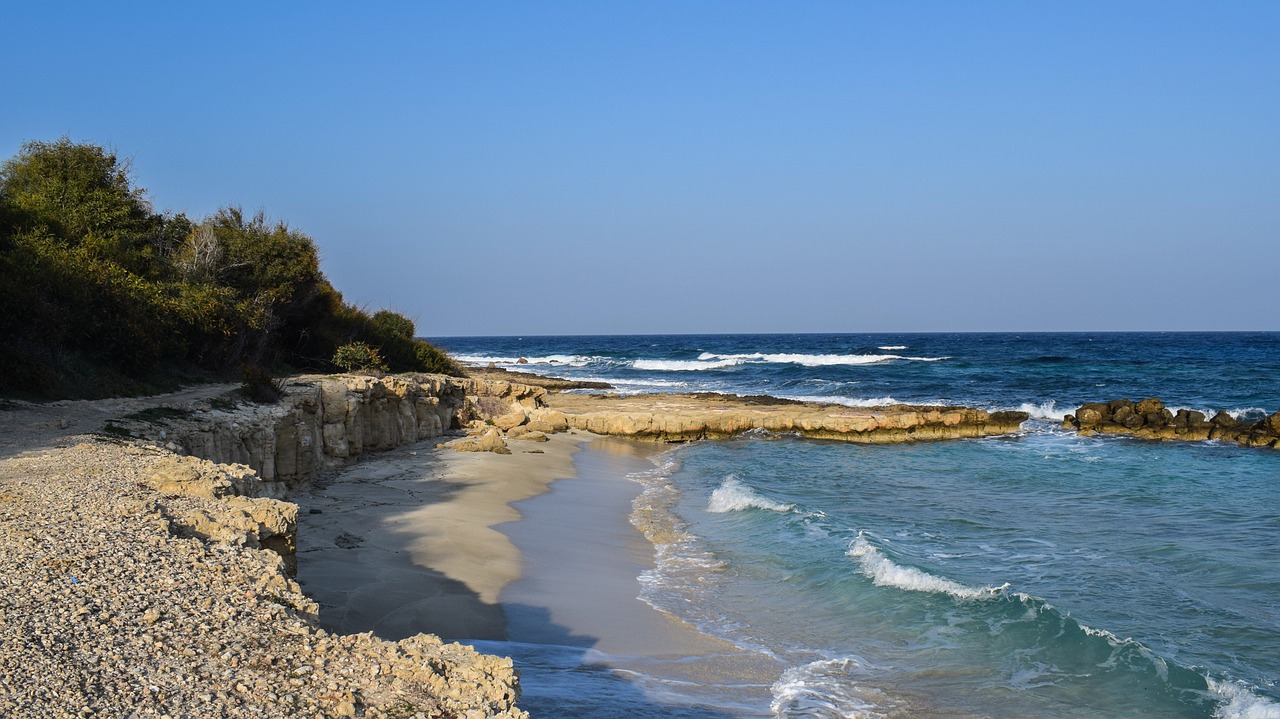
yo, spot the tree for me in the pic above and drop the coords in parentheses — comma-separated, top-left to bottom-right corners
(0, 138, 167, 275)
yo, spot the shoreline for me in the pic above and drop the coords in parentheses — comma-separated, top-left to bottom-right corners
(295, 430, 588, 642)
(496, 436, 780, 716)
(296, 429, 781, 715)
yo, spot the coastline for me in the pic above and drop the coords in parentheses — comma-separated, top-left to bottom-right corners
(296, 430, 588, 642)
(296, 429, 781, 715)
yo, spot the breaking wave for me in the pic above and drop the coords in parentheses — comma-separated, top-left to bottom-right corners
(1207, 678, 1280, 719)
(779, 395, 900, 408)
(453, 353, 601, 367)
(708, 475, 794, 513)
(847, 532, 1009, 600)
(697, 352, 949, 367)
(632, 358, 745, 371)
(770, 658, 890, 719)
(1016, 400, 1071, 421)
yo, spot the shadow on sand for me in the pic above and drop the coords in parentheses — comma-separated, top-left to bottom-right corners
(294, 440, 746, 718)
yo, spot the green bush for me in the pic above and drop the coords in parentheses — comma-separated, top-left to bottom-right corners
(0, 138, 464, 398)
(239, 364, 285, 403)
(332, 342, 388, 373)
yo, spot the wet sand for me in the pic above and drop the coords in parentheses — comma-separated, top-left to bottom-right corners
(296, 431, 780, 715)
(295, 431, 586, 641)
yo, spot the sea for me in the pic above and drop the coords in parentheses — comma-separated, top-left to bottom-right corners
(431, 333, 1280, 719)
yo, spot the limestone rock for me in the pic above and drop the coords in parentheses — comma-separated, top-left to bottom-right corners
(542, 393, 1026, 444)
(445, 428, 512, 454)
(507, 427, 548, 442)
(493, 411, 528, 431)
(144, 456, 268, 500)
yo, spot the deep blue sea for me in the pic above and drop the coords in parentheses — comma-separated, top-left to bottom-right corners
(434, 333, 1280, 719)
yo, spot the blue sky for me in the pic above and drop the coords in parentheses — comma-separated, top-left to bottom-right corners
(3, 2, 1277, 335)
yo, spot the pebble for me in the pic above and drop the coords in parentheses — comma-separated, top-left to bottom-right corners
(0, 390, 529, 719)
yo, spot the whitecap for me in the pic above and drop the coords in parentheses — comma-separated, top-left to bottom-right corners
(632, 358, 745, 371)
(1165, 406, 1269, 423)
(453, 353, 602, 367)
(1016, 401, 1070, 421)
(770, 658, 890, 719)
(779, 395, 899, 408)
(847, 533, 1008, 600)
(877, 345, 908, 350)
(1207, 678, 1280, 719)
(707, 475, 794, 514)
(696, 352, 949, 367)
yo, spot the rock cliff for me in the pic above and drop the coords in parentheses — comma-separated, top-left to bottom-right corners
(1063, 398, 1280, 449)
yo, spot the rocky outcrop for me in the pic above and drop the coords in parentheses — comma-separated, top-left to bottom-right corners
(144, 455, 299, 571)
(544, 392, 1028, 443)
(442, 427, 512, 454)
(120, 374, 549, 486)
(1063, 398, 1280, 449)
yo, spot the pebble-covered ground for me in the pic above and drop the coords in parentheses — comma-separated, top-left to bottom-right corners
(0, 394, 526, 719)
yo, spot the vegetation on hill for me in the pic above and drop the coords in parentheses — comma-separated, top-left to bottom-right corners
(0, 138, 461, 399)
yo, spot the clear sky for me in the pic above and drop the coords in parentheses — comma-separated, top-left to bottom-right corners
(3, 1, 1277, 336)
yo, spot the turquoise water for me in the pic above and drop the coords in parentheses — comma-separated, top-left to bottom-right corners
(435, 333, 1280, 717)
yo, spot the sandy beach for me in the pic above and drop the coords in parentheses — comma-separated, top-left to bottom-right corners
(296, 429, 781, 715)
(295, 431, 586, 641)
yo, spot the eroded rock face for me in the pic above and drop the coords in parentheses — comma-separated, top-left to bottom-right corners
(1064, 398, 1280, 449)
(130, 375, 468, 484)
(143, 454, 298, 572)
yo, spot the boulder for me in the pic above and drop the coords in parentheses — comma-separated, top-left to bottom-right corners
(1075, 404, 1108, 426)
(493, 411, 528, 431)
(1108, 398, 1134, 413)
(507, 428, 548, 442)
(1134, 398, 1165, 415)
(445, 428, 512, 454)
(1211, 411, 1241, 427)
(1260, 411, 1280, 436)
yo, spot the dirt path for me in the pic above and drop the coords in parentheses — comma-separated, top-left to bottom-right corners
(0, 383, 240, 458)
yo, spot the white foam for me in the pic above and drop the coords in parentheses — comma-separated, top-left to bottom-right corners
(590, 377, 688, 388)
(1208, 678, 1280, 719)
(770, 658, 889, 719)
(696, 352, 949, 367)
(1165, 406, 1270, 423)
(632, 358, 745, 371)
(780, 395, 900, 408)
(1016, 401, 1070, 421)
(453, 353, 600, 367)
(847, 533, 1008, 600)
(708, 476, 794, 514)
(877, 345, 908, 351)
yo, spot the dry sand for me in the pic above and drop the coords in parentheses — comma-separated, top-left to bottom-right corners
(296, 430, 781, 715)
(296, 431, 586, 641)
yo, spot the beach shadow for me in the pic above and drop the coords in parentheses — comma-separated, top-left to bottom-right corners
(293, 448, 515, 641)
(295, 440, 747, 717)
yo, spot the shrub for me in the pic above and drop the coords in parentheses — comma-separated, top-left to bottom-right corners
(332, 342, 388, 373)
(239, 364, 285, 403)
(413, 340, 464, 376)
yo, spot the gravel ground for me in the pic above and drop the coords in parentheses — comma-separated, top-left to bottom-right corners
(0, 393, 526, 719)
